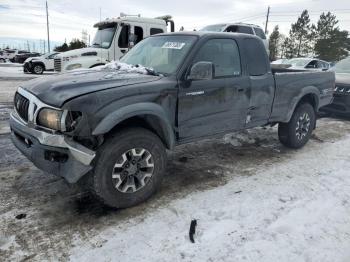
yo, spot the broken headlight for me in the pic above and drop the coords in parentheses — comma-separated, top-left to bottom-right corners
(37, 108, 63, 131)
(37, 109, 82, 132)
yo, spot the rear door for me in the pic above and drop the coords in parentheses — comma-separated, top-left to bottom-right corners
(178, 38, 250, 140)
(242, 38, 275, 127)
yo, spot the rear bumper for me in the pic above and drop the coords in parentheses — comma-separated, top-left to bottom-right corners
(10, 112, 95, 183)
(320, 95, 350, 116)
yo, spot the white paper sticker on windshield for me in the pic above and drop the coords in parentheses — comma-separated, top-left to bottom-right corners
(162, 42, 186, 49)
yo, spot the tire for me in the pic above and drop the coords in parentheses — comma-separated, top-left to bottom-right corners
(91, 127, 167, 208)
(33, 64, 44, 74)
(0, 58, 5, 63)
(278, 103, 316, 149)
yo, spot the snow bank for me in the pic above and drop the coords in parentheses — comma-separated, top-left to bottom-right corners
(69, 134, 350, 262)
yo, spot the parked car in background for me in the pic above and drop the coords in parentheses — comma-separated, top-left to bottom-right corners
(0, 49, 29, 63)
(321, 57, 350, 116)
(287, 58, 330, 71)
(15, 52, 41, 64)
(23, 52, 59, 74)
(10, 32, 334, 208)
(271, 59, 290, 64)
(200, 23, 269, 53)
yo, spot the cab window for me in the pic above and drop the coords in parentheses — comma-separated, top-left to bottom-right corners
(193, 38, 241, 78)
(244, 38, 268, 76)
(118, 25, 129, 48)
(134, 26, 143, 44)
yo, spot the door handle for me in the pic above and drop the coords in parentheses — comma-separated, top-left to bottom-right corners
(238, 88, 245, 92)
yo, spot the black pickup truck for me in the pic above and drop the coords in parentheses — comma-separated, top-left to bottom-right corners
(10, 32, 335, 208)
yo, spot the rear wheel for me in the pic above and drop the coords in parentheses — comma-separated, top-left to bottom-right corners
(91, 127, 167, 208)
(278, 103, 316, 149)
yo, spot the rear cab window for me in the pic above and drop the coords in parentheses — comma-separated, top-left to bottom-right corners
(243, 38, 269, 76)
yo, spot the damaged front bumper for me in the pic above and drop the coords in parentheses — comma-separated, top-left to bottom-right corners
(10, 111, 96, 183)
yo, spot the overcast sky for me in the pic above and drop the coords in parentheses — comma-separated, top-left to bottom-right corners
(0, 0, 350, 44)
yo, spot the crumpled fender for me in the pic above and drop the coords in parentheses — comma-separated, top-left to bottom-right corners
(92, 102, 175, 149)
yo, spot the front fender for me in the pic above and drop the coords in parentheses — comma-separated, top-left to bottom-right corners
(92, 102, 175, 149)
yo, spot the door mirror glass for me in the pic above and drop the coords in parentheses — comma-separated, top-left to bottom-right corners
(187, 61, 214, 80)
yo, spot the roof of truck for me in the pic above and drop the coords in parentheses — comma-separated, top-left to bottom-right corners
(154, 31, 260, 40)
(94, 16, 166, 28)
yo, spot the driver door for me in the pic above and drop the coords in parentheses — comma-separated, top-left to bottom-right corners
(177, 38, 250, 141)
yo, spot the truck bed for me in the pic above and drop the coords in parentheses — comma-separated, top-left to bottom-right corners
(269, 70, 335, 123)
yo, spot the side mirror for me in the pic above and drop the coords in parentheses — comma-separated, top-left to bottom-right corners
(187, 61, 214, 81)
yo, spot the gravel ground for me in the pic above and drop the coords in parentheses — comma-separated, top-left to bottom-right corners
(0, 76, 350, 261)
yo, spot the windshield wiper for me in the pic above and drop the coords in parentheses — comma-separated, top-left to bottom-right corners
(92, 43, 101, 47)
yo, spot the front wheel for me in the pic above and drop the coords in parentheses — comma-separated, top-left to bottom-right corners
(91, 127, 167, 208)
(278, 103, 316, 149)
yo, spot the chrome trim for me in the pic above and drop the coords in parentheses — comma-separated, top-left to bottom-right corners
(10, 111, 95, 165)
(16, 87, 60, 125)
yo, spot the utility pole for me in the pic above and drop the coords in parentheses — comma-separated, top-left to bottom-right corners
(265, 6, 270, 35)
(46, 1, 51, 53)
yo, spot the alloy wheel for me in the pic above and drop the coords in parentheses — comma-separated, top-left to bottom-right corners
(112, 148, 154, 193)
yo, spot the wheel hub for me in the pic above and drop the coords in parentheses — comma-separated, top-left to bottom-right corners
(112, 148, 154, 193)
(295, 113, 311, 140)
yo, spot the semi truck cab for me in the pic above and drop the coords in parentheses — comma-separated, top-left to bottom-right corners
(54, 14, 174, 72)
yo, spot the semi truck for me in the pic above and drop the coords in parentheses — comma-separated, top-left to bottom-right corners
(54, 14, 174, 72)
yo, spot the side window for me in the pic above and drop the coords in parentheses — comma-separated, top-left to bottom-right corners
(193, 38, 241, 78)
(118, 25, 129, 48)
(150, 28, 164, 35)
(306, 60, 317, 68)
(243, 38, 268, 76)
(134, 26, 143, 44)
(237, 26, 254, 35)
(254, 27, 266, 40)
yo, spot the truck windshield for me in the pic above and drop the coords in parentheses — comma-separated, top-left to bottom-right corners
(120, 35, 197, 75)
(200, 24, 226, 32)
(333, 57, 350, 74)
(92, 25, 117, 49)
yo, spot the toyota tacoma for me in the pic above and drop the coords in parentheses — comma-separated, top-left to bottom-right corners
(10, 32, 335, 208)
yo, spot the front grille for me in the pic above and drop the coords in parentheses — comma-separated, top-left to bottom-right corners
(14, 92, 29, 121)
(54, 58, 62, 72)
(335, 85, 350, 95)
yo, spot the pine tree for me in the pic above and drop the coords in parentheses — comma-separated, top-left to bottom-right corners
(289, 10, 313, 57)
(269, 25, 281, 61)
(313, 12, 350, 61)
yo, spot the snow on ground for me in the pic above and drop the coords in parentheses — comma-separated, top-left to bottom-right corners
(0, 64, 55, 80)
(69, 132, 350, 262)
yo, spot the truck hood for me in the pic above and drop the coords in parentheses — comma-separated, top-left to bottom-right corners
(56, 47, 104, 58)
(24, 56, 44, 63)
(21, 69, 161, 107)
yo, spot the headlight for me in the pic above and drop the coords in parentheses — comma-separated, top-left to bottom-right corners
(37, 109, 82, 131)
(37, 108, 63, 130)
(66, 63, 82, 71)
